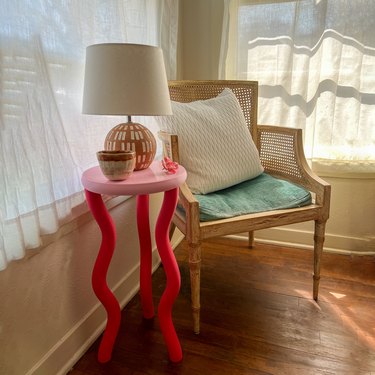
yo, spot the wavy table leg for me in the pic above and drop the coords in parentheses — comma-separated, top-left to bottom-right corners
(85, 190, 121, 363)
(136, 194, 155, 319)
(155, 188, 183, 362)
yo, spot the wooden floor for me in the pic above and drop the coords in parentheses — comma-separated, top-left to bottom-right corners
(70, 237, 375, 375)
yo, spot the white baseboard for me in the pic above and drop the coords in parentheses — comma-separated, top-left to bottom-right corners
(228, 227, 375, 256)
(28, 233, 185, 375)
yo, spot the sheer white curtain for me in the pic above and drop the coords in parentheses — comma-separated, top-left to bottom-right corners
(0, 0, 178, 270)
(221, 0, 375, 175)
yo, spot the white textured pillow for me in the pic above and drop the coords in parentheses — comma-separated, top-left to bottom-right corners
(157, 88, 264, 194)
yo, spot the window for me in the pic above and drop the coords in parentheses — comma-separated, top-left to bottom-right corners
(0, 0, 178, 270)
(222, 0, 375, 175)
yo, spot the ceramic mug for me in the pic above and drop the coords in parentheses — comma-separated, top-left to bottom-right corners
(97, 150, 136, 181)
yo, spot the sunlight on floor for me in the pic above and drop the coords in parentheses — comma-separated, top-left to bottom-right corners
(295, 288, 375, 352)
(329, 292, 346, 299)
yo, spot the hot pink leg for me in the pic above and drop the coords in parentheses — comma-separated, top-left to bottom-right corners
(85, 190, 121, 363)
(155, 188, 182, 362)
(136, 194, 155, 319)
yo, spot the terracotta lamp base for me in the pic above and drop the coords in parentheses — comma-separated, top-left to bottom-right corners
(104, 121, 156, 170)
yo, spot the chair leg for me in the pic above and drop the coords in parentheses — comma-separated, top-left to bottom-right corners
(248, 231, 254, 248)
(313, 220, 326, 301)
(169, 222, 177, 241)
(188, 241, 201, 334)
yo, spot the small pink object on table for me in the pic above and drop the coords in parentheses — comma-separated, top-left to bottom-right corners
(81, 161, 186, 363)
(162, 156, 179, 174)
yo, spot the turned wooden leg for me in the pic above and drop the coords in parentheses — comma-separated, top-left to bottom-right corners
(313, 220, 326, 301)
(248, 231, 254, 248)
(169, 222, 177, 242)
(188, 241, 201, 334)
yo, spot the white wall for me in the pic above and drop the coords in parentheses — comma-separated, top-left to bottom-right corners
(178, 0, 224, 80)
(0, 194, 183, 375)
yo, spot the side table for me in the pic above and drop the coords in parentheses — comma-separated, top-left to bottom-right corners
(81, 161, 187, 363)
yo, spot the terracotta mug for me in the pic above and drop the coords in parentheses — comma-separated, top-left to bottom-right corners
(97, 150, 136, 181)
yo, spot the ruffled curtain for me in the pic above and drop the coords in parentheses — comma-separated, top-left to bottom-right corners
(221, 0, 375, 176)
(0, 0, 178, 270)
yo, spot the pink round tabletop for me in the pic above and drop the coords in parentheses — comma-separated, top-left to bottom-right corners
(82, 160, 187, 196)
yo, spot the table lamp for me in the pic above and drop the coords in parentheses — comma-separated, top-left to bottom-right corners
(82, 43, 172, 170)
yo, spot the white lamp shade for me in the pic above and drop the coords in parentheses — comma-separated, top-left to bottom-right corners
(82, 43, 172, 116)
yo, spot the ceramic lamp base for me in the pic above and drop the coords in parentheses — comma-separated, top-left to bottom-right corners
(104, 121, 156, 170)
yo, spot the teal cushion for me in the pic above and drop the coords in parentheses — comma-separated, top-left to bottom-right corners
(192, 173, 312, 222)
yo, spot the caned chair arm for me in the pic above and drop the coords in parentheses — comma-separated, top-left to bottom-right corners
(178, 182, 201, 242)
(179, 181, 199, 208)
(257, 125, 331, 209)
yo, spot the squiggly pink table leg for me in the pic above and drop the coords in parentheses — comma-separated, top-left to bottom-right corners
(155, 187, 183, 362)
(85, 190, 121, 363)
(136, 194, 155, 319)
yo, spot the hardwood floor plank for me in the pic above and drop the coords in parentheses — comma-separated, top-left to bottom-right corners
(70, 238, 375, 375)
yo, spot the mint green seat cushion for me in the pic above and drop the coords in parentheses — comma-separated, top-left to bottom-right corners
(192, 173, 312, 222)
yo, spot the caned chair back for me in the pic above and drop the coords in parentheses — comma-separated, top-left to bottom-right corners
(168, 80, 259, 144)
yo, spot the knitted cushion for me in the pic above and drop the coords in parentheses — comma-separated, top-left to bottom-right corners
(156, 89, 264, 194)
(192, 173, 312, 221)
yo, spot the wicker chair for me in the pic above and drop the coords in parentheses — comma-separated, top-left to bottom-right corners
(159, 80, 331, 334)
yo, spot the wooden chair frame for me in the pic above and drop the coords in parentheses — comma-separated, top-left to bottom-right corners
(159, 80, 331, 334)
